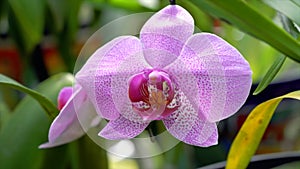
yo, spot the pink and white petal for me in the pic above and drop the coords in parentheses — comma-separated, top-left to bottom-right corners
(57, 87, 73, 110)
(165, 33, 252, 123)
(39, 85, 86, 148)
(140, 5, 194, 68)
(100, 69, 151, 139)
(99, 115, 149, 140)
(76, 36, 149, 120)
(200, 129, 218, 147)
(75, 98, 101, 132)
(181, 120, 218, 147)
(163, 90, 218, 147)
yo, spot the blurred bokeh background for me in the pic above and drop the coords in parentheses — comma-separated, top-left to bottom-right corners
(0, 0, 300, 169)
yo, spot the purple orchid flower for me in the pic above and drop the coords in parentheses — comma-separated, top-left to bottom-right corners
(40, 4, 252, 148)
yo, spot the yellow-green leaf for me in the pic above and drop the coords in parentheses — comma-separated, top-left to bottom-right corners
(226, 91, 300, 169)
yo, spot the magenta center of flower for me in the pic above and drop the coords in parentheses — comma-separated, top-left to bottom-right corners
(128, 69, 180, 121)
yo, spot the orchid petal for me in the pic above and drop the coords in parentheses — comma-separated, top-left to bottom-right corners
(166, 33, 252, 122)
(57, 87, 73, 110)
(140, 5, 194, 68)
(163, 90, 218, 147)
(99, 114, 149, 140)
(76, 36, 149, 120)
(99, 82, 151, 139)
(39, 85, 86, 148)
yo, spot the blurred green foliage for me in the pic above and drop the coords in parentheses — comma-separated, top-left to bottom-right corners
(0, 73, 73, 169)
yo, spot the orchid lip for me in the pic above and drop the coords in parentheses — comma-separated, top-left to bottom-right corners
(128, 69, 180, 120)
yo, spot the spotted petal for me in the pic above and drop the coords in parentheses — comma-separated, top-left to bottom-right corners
(166, 33, 252, 122)
(76, 36, 149, 120)
(99, 72, 151, 139)
(163, 90, 218, 147)
(99, 114, 149, 140)
(39, 85, 89, 148)
(140, 5, 194, 68)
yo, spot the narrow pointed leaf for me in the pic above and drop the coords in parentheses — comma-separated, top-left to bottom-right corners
(280, 14, 300, 40)
(253, 55, 286, 95)
(190, 0, 300, 63)
(226, 91, 300, 169)
(0, 74, 60, 118)
(254, 14, 300, 95)
(292, 0, 300, 6)
(263, 0, 300, 26)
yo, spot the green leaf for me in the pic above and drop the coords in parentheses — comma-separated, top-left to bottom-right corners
(109, 0, 142, 10)
(226, 91, 300, 169)
(40, 146, 69, 169)
(253, 55, 286, 95)
(7, 6, 27, 54)
(245, 0, 276, 19)
(190, 0, 300, 63)
(0, 74, 60, 118)
(292, 0, 300, 6)
(65, 136, 108, 169)
(0, 73, 74, 169)
(8, 0, 45, 53)
(77, 136, 108, 169)
(280, 14, 300, 39)
(57, 0, 82, 72)
(263, 0, 300, 26)
(0, 0, 8, 18)
(254, 13, 300, 95)
(46, 0, 65, 32)
(86, 0, 153, 12)
(0, 96, 11, 130)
